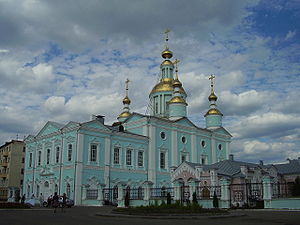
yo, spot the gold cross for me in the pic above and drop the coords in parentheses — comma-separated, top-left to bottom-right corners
(125, 78, 130, 95)
(208, 74, 215, 92)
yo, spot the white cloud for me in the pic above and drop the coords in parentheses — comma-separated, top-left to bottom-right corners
(0, 49, 9, 53)
(285, 30, 296, 40)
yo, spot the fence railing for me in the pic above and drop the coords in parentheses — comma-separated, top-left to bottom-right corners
(271, 182, 293, 198)
(196, 186, 221, 199)
(150, 187, 174, 199)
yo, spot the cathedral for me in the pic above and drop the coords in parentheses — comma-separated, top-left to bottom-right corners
(23, 32, 232, 206)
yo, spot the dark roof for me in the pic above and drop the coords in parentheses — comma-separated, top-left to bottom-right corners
(273, 160, 300, 175)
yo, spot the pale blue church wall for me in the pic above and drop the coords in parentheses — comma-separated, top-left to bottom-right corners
(196, 134, 212, 164)
(169, 103, 186, 117)
(177, 131, 192, 164)
(109, 171, 147, 187)
(206, 115, 222, 128)
(156, 173, 172, 187)
(214, 137, 228, 162)
(82, 168, 105, 184)
(80, 131, 109, 166)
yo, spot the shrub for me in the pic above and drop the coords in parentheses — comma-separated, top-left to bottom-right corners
(124, 191, 130, 207)
(192, 192, 197, 204)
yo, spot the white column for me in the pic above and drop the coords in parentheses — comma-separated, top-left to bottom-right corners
(148, 125, 156, 184)
(97, 184, 104, 206)
(75, 133, 84, 205)
(191, 134, 196, 163)
(225, 142, 230, 159)
(104, 137, 111, 187)
(171, 130, 178, 166)
(211, 138, 216, 164)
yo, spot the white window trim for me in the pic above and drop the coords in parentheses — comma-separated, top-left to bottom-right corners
(159, 149, 168, 171)
(125, 148, 133, 166)
(88, 143, 100, 164)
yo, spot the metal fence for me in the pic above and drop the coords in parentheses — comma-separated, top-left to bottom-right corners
(150, 187, 174, 199)
(196, 186, 221, 200)
(271, 182, 293, 198)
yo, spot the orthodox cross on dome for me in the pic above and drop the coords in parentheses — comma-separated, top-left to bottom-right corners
(173, 59, 180, 79)
(164, 29, 171, 48)
(125, 78, 130, 96)
(208, 74, 215, 93)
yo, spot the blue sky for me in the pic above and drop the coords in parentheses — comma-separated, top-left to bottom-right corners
(0, 0, 299, 164)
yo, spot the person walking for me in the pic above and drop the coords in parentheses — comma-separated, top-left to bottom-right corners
(52, 192, 59, 213)
(39, 193, 44, 207)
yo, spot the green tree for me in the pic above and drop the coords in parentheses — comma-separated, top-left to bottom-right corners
(124, 191, 130, 207)
(166, 192, 171, 205)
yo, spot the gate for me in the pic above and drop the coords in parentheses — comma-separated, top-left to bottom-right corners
(230, 183, 263, 208)
(180, 186, 190, 203)
(102, 187, 118, 205)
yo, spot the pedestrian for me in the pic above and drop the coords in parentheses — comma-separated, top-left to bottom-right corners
(21, 194, 25, 204)
(47, 195, 52, 207)
(61, 193, 67, 212)
(52, 192, 59, 213)
(39, 193, 44, 207)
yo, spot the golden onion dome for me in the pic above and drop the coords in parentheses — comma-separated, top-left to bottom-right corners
(205, 108, 223, 116)
(118, 111, 131, 118)
(150, 79, 186, 95)
(161, 60, 173, 66)
(208, 92, 218, 101)
(162, 49, 173, 59)
(122, 96, 131, 105)
(173, 78, 182, 88)
(169, 96, 187, 105)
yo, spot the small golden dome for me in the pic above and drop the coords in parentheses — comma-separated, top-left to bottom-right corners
(162, 49, 173, 59)
(123, 96, 131, 105)
(161, 60, 173, 66)
(208, 92, 218, 101)
(205, 108, 223, 116)
(118, 111, 131, 118)
(173, 78, 182, 88)
(150, 79, 186, 95)
(169, 96, 187, 105)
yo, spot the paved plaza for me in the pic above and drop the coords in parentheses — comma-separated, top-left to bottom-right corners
(0, 206, 300, 225)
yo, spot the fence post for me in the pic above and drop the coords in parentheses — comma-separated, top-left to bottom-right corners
(97, 184, 105, 206)
(220, 178, 230, 208)
(263, 176, 272, 208)
(143, 181, 153, 206)
(172, 180, 181, 201)
(117, 183, 125, 207)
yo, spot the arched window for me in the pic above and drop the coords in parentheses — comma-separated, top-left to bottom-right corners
(27, 185, 30, 198)
(46, 149, 50, 164)
(44, 181, 49, 188)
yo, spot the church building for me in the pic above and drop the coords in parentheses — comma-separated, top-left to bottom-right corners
(23, 32, 232, 206)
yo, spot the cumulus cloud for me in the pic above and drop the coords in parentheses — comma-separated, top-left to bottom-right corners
(285, 30, 296, 40)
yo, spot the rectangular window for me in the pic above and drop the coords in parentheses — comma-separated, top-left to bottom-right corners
(160, 152, 165, 169)
(46, 149, 50, 164)
(68, 144, 72, 161)
(138, 151, 143, 167)
(126, 149, 132, 166)
(21, 168, 24, 174)
(37, 151, 41, 166)
(90, 144, 97, 162)
(86, 189, 98, 200)
(22, 157, 25, 163)
(181, 155, 186, 163)
(56, 147, 60, 163)
(29, 153, 32, 167)
(113, 147, 120, 164)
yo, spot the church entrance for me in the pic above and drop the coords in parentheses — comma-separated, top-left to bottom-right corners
(44, 181, 50, 199)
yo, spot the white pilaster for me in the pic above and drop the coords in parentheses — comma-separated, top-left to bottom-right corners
(74, 133, 84, 205)
(104, 137, 111, 187)
(171, 130, 177, 166)
(191, 134, 196, 163)
(211, 138, 216, 164)
(148, 125, 156, 184)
